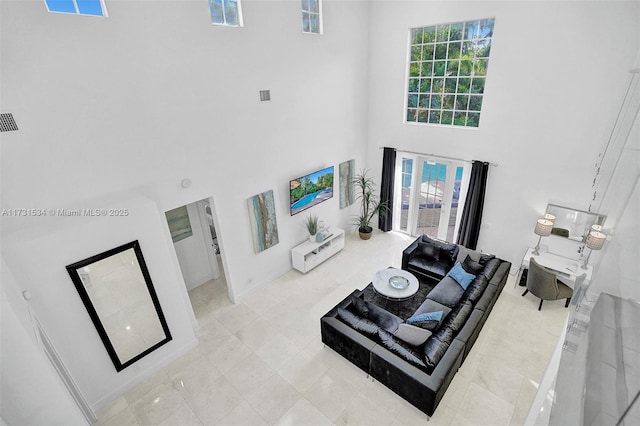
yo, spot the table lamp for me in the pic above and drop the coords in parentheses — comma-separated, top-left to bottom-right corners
(582, 230, 606, 269)
(532, 218, 553, 256)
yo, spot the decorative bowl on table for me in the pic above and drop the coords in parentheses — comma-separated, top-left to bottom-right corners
(388, 275, 409, 289)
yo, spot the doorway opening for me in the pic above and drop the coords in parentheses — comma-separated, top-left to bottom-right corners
(393, 153, 470, 242)
(165, 197, 231, 324)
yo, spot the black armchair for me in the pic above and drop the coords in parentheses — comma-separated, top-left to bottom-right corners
(402, 235, 459, 283)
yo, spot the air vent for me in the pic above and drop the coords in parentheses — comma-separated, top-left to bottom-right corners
(259, 90, 271, 102)
(0, 113, 19, 132)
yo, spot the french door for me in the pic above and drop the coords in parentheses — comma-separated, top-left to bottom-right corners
(393, 153, 470, 242)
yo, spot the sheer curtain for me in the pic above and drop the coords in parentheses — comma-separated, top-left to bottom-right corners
(456, 161, 489, 249)
(379, 147, 396, 232)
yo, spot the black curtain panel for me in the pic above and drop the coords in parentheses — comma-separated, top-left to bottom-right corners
(379, 147, 396, 232)
(456, 161, 489, 249)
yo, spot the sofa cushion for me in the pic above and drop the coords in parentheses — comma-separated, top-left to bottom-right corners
(351, 295, 369, 318)
(447, 263, 476, 289)
(426, 276, 465, 308)
(406, 311, 444, 332)
(480, 258, 502, 281)
(377, 329, 427, 369)
(440, 300, 474, 335)
(413, 298, 452, 319)
(456, 247, 495, 265)
(336, 308, 379, 337)
(461, 275, 489, 305)
(394, 323, 432, 346)
(422, 300, 474, 368)
(461, 255, 484, 275)
(420, 235, 459, 265)
(422, 335, 449, 370)
(408, 257, 449, 279)
(365, 301, 403, 333)
(418, 242, 441, 261)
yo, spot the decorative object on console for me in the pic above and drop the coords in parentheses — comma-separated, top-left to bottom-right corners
(532, 218, 553, 255)
(304, 213, 318, 241)
(544, 213, 556, 223)
(247, 189, 279, 253)
(352, 169, 389, 240)
(66, 241, 172, 372)
(581, 230, 606, 269)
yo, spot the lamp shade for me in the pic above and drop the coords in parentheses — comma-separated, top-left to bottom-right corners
(544, 214, 556, 224)
(534, 219, 553, 237)
(586, 231, 606, 250)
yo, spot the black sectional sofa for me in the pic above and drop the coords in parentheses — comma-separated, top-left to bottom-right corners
(320, 235, 511, 417)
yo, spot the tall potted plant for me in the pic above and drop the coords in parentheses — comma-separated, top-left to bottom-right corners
(352, 169, 388, 240)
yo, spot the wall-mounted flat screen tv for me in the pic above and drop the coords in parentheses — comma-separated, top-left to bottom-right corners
(290, 166, 334, 216)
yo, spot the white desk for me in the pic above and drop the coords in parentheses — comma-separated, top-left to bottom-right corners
(518, 247, 592, 289)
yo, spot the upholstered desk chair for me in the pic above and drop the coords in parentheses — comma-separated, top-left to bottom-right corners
(522, 257, 573, 311)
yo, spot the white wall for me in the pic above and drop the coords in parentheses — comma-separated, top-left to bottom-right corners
(1, 195, 199, 411)
(1, 259, 88, 426)
(366, 1, 640, 266)
(1, 0, 371, 300)
(0, 0, 370, 415)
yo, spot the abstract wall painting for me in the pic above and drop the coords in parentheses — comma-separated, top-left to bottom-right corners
(165, 205, 193, 242)
(339, 159, 355, 209)
(247, 189, 279, 253)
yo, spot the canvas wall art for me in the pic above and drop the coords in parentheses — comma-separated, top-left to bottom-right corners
(247, 189, 279, 253)
(165, 205, 193, 242)
(339, 159, 355, 209)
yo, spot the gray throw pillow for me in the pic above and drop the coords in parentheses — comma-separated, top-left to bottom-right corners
(393, 323, 432, 346)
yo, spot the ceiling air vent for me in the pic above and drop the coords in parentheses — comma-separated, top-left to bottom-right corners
(0, 113, 19, 132)
(259, 90, 271, 102)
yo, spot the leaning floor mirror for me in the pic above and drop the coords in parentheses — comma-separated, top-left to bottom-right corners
(66, 240, 172, 372)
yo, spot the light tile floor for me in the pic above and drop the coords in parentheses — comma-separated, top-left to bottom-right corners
(97, 230, 568, 426)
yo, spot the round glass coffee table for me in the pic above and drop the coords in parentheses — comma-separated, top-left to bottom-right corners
(372, 268, 419, 301)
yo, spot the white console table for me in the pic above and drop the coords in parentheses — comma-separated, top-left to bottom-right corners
(518, 247, 592, 288)
(291, 227, 345, 273)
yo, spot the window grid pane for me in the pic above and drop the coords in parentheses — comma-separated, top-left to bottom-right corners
(406, 18, 494, 128)
(302, 0, 321, 34)
(45, 0, 106, 16)
(209, 0, 242, 27)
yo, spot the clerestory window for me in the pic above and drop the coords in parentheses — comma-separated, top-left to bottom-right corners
(44, 0, 107, 16)
(302, 0, 322, 34)
(209, 0, 243, 27)
(405, 18, 495, 128)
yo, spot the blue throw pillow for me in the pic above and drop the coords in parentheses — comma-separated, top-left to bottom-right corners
(448, 262, 476, 289)
(406, 311, 443, 331)
(407, 311, 443, 323)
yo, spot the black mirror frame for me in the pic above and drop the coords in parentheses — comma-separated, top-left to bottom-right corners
(66, 240, 172, 372)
